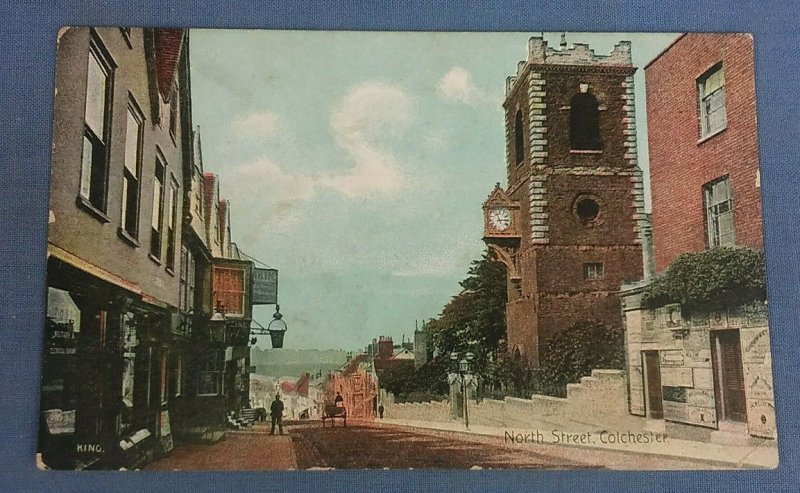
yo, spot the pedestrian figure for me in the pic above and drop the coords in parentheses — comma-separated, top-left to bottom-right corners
(378, 403, 384, 419)
(334, 391, 344, 407)
(270, 394, 284, 435)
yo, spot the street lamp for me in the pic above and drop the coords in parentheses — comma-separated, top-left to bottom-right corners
(267, 305, 288, 348)
(449, 351, 475, 428)
(250, 304, 289, 349)
(208, 302, 227, 344)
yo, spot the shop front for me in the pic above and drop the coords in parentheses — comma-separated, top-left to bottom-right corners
(40, 256, 177, 469)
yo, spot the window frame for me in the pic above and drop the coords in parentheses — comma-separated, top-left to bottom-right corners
(149, 152, 167, 261)
(583, 262, 604, 280)
(514, 109, 525, 166)
(119, 95, 145, 242)
(169, 83, 179, 144)
(197, 355, 222, 397)
(165, 175, 179, 273)
(569, 91, 602, 151)
(697, 63, 727, 139)
(703, 175, 735, 248)
(78, 33, 115, 217)
(212, 265, 245, 316)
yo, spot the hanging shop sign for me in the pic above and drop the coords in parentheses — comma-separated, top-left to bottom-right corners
(252, 268, 278, 305)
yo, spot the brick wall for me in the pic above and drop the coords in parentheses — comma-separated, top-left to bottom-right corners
(538, 69, 633, 166)
(646, 33, 762, 272)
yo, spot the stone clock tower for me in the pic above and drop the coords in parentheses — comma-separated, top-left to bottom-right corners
(483, 36, 645, 365)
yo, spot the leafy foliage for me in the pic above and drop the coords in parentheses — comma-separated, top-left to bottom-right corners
(642, 247, 766, 312)
(535, 320, 625, 397)
(426, 250, 507, 384)
(380, 357, 449, 401)
(488, 340, 536, 398)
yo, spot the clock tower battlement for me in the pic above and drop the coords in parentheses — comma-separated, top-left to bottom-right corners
(484, 35, 645, 365)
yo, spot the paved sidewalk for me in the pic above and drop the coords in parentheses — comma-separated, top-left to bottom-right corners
(373, 417, 778, 469)
(146, 424, 298, 471)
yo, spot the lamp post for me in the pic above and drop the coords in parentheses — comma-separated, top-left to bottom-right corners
(450, 351, 475, 428)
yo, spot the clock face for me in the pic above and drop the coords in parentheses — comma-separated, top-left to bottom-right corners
(488, 207, 512, 231)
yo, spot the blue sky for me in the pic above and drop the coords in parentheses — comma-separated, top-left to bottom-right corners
(189, 31, 678, 352)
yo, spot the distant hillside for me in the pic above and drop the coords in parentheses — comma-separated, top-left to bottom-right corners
(250, 348, 349, 378)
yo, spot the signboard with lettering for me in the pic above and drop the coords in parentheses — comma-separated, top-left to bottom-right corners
(747, 400, 777, 438)
(660, 349, 685, 367)
(252, 268, 278, 305)
(741, 327, 771, 365)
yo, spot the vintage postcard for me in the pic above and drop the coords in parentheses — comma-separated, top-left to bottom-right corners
(38, 29, 778, 471)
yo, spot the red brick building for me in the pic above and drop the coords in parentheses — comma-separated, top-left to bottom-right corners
(646, 33, 762, 271)
(483, 36, 646, 365)
(620, 34, 775, 441)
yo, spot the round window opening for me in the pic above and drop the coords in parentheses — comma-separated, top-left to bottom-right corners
(575, 197, 600, 223)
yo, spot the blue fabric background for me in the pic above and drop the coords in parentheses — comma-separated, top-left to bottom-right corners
(1, 1, 797, 491)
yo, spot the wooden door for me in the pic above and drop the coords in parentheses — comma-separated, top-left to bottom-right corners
(642, 351, 663, 419)
(711, 330, 747, 423)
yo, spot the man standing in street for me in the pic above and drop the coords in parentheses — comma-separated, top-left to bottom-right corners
(270, 394, 284, 436)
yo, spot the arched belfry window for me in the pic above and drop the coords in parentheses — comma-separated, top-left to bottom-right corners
(570, 92, 601, 150)
(514, 109, 525, 165)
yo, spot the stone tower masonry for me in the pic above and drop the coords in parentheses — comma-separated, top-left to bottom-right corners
(483, 36, 646, 365)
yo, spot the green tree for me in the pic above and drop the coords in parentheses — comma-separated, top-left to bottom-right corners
(536, 320, 624, 397)
(425, 250, 508, 386)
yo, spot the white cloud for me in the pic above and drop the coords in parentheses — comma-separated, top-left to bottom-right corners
(229, 81, 414, 206)
(436, 67, 492, 105)
(327, 81, 412, 197)
(231, 111, 280, 137)
(236, 158, 317, 203)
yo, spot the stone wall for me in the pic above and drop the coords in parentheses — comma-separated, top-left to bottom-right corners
(622, 284, 775, 439)
(382, 400, 451, 423)
(470, 369, 634, 430)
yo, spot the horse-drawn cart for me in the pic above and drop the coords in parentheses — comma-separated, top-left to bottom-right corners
(321, 403, 347, 427)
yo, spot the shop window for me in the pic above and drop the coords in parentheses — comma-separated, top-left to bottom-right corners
(121, 98, 144, 240)
(79, 35, 115, 214)
(570, 92, 601, 150)
(198, 356, 221, 396)
(514, 109, 524, 165)
(149, 155, 166, 259)
(584, 263, 604, 280)
(704, 176, 734, 247)
(698, 63, 726, 138)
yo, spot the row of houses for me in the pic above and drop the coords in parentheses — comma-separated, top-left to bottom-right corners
(40, 27, 266, 469)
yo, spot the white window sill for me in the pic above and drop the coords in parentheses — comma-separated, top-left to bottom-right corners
(697, 126, 727, 145)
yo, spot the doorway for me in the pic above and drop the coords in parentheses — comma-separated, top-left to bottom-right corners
(642, 351, 663, 419)
(711, 329, 747, 423)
